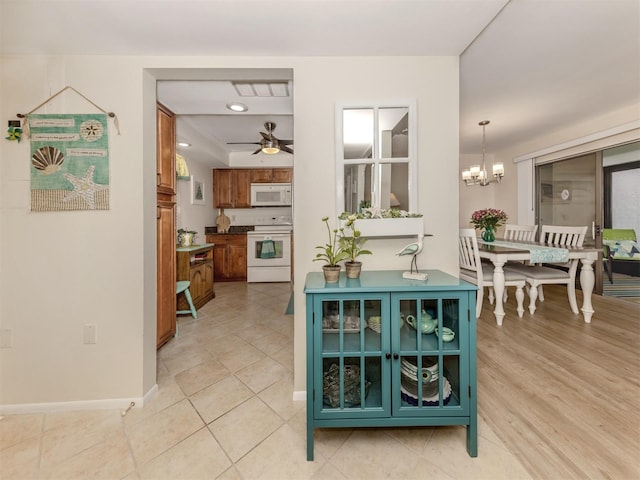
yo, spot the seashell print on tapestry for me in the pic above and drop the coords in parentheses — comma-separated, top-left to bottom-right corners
(79, 120, 104, 142)
(32, 146, 65, 175)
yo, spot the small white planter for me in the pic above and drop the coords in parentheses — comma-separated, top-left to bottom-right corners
(341, 217, 424, 238)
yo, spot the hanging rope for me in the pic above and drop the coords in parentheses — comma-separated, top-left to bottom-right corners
(16, 86, 120, 136)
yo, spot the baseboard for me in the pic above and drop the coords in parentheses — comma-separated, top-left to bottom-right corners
(292, 390, 306, 402)
(0, 383, 159, 415)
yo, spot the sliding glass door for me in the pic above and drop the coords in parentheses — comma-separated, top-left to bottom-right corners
(536, 152, 603, 292)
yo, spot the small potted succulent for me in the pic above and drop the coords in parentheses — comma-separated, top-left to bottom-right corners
(177, 228, 197, 247)
(314, 216, 349, 282)
(339, 215, 372, 279)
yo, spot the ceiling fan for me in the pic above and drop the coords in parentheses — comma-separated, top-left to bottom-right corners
(227, 121, 293, 155)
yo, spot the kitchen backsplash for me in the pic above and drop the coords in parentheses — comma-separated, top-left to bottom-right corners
(214, 206, 292, 226)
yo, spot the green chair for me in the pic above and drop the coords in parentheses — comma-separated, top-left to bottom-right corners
(602, 229, 639, 283)
(176, 280, 198, 318)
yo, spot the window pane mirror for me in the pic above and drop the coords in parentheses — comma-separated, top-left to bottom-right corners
(336, 101, 421, 237)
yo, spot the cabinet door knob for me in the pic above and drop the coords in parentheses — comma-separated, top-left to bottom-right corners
(393, 353, 399, 360)
(385, 353, 391, 359)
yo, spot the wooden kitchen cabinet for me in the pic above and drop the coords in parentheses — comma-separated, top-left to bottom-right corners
(250, 169, 273, 183)
(156, 103, 176, 196)
(250, 168, 293, 183)
(157, 102, 177, 349)
(176, 244, 215, 311)
(157, 199, 176, 347)
(213, 169, 251, 208)
(272, 168, 293, 183)
(207, 234, 247, 281)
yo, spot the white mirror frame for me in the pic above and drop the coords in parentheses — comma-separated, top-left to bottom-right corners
(335, 100, 423, 237)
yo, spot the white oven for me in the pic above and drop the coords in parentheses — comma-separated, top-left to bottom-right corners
(247, 225, 292, 283)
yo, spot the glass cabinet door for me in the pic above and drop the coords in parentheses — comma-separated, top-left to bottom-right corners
(392, 294, 468, 416)
(314, 294, 389, 418)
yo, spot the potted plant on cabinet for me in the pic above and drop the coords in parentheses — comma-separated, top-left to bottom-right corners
(340, 215, 372, 279)
(177, 228, 198, 247)
(314, 216, 349, 283)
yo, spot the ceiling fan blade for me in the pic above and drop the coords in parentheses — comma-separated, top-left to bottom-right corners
(280, 145, 294, 154)
(260, 131, 272, 141)
(278, 140, 293, 145)
(252, 147, 262, 155)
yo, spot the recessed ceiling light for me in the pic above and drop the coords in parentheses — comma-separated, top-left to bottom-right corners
(226, 102, 248, 112)
(177, 142, 191, 147)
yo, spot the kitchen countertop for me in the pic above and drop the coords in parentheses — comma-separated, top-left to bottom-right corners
(176, 243, 215, 253)
(205, 226, 254, 235)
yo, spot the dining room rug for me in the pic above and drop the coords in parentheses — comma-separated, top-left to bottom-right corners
(602, 275, 640, 304)
(285, 292, 294, 315)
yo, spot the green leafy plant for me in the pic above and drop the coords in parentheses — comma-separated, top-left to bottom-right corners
(339, 208, 422, 220)
(339, 215, 372, 263)
(314, 216, 349, 267)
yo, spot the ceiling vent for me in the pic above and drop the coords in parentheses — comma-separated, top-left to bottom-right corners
(232, 81, 289, 97)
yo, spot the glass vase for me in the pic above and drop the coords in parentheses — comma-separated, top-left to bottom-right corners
(482, 226, 496, 242)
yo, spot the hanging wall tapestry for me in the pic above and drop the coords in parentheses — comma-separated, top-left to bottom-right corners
(29, 113, 110, 211)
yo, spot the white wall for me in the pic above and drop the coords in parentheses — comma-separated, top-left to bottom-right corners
(175, 160, 217, 242)
(0, 54, 460, 409)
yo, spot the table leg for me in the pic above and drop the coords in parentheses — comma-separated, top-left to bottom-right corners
(491, 260, 506, 326)
(579, 258, 595, 323)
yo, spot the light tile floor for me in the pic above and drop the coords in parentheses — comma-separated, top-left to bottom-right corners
(0, 282, 532, 480)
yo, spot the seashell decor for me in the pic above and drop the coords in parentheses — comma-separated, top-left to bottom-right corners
(32, 146, 65, 175)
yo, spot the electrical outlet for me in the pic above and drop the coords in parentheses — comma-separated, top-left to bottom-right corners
(84, 324, 97, 344)
(0, 329, 13, 348)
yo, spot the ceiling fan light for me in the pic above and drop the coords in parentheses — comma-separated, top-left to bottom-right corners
(226, 102, 248, 112)
(262, 146, 280, 154)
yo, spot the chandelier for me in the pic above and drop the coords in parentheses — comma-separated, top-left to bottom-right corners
(461, 120, 504, 186)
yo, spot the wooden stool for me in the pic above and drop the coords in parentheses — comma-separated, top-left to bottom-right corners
(176, 280, 197, 319)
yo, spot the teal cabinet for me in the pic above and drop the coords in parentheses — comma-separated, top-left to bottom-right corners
(304, 270, 477, 461)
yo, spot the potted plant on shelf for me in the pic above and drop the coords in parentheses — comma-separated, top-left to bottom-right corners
(177, 228, 198, 247)
(470, 208, 508, 242)
(314, 216, 349, 283)
(340, 215, 372, 279)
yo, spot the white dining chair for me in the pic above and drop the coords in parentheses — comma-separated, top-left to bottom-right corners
(487, 224, 538, 304)
(504, 225, 587, 315)
(459, 228, 526, 319)
(504, 224, 538, 242)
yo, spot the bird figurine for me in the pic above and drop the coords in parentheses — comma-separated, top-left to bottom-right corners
(396, 234, 427, 280)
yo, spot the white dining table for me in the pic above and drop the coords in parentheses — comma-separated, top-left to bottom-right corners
(476, 240, 600, 325)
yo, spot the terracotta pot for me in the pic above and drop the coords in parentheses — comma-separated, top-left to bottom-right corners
(322, 265, 341, 283)
(345, 261, 362, 279)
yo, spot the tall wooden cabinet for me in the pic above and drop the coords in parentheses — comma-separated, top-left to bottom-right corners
(156, 103, 177, 348)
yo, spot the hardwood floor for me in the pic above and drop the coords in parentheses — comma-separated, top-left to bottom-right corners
(477, 284, 640, 479)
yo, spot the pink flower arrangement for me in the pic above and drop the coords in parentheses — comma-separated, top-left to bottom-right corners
(470, 208, 508, 230)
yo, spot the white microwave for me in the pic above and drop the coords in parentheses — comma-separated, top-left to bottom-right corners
(250, 183, 292, 207)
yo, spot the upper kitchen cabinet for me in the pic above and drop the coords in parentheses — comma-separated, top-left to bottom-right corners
(250, 168, 293, 184)
(213, 169, 251, 208)
(156, 103, 176, 196)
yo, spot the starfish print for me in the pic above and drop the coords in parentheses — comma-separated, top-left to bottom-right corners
(63, 165, 108, 209)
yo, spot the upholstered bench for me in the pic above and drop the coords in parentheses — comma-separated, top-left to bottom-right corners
(602, 229, 639, 283)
